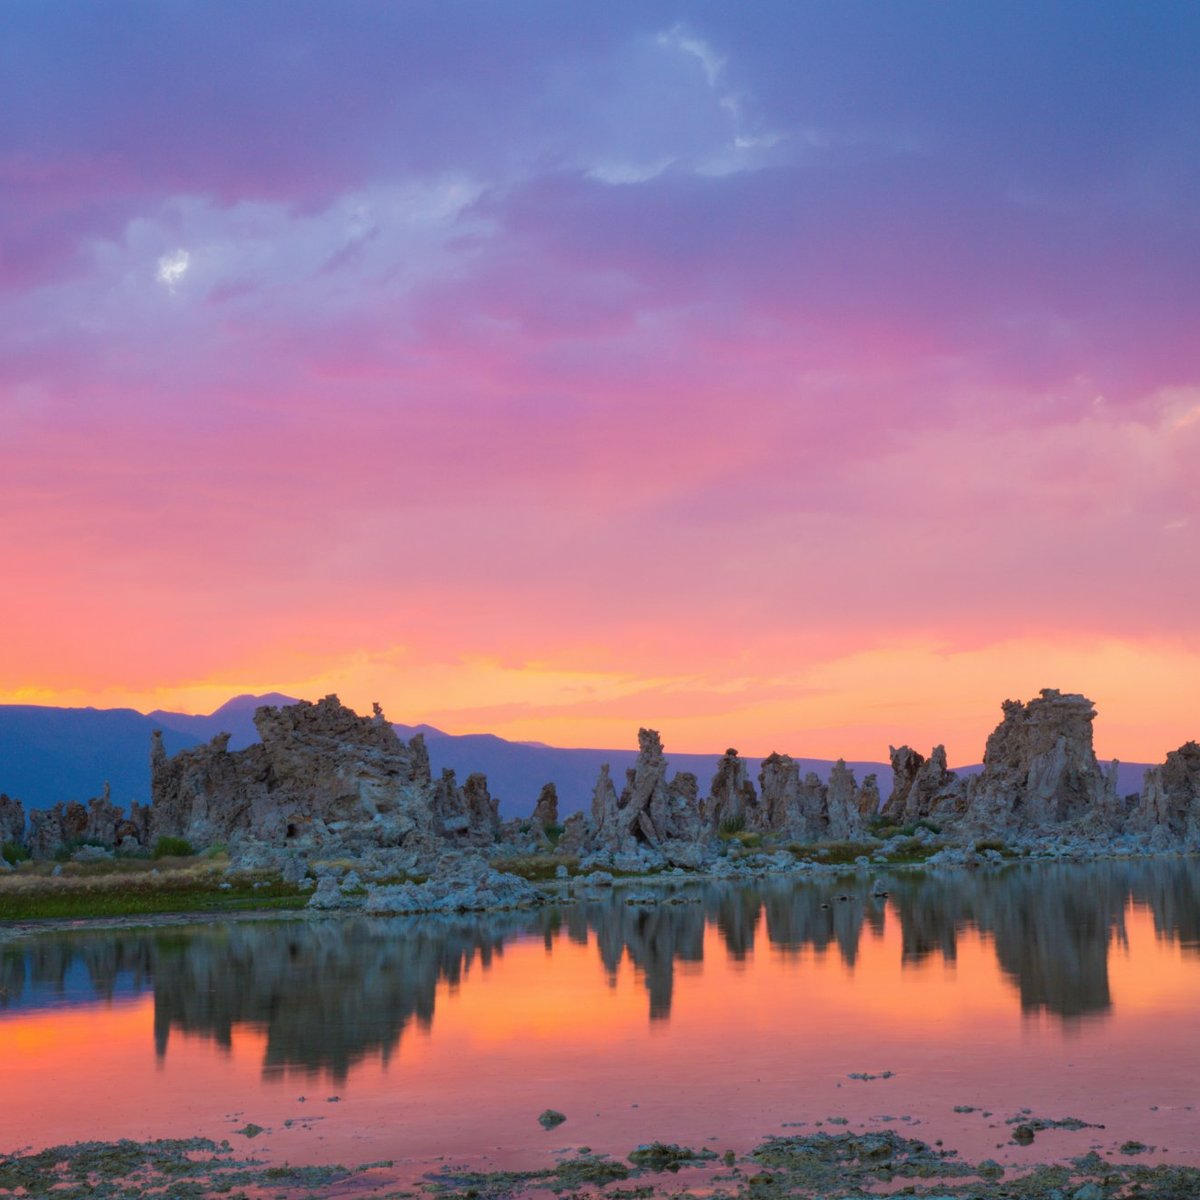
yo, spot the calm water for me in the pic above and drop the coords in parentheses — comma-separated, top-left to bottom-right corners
(3, 861, 1200, 1179)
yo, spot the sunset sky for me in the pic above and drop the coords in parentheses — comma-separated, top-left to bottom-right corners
(3, 2, 1198, 764)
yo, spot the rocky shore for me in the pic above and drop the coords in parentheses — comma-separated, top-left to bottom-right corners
(2, 689, 1198, 917)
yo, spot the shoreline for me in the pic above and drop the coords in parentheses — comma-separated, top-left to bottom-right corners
(3, 1111, 1199, 1199)
(2, 848, 1196, 941)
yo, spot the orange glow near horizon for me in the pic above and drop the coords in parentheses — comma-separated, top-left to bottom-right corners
(4, 633, 1197, 765)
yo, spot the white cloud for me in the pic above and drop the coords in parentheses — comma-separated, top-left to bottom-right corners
(657, 27, 726, 88)
(156, 248, 190, 290)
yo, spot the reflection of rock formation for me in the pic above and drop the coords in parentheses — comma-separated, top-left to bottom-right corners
(886, 866, 1128, 1017)
(8, 862, 1200, 1054)
(587, 896, 705, 1020)
(150, 918, 514, 1080)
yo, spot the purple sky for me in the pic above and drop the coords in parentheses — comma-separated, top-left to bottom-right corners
(3, 2, 1199, 761)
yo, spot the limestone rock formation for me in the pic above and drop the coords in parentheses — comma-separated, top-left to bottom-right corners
(531, 782, 559, 830)
(619, 729, 671, 846)
(586, 730, 708, 852)
(23, 786, 145, 858)
(825, 760, 865, 840)
(1131, 742, 1200, 846)
(883, 745, 956, 824)
(758, 753, 823, 841)
(556, 810, 587, 855)
(26, 806, 64, 859)
(432, 769, 499, 844)
(965, 690, 1117, 832)
(0, 794, 24, 846)
(706, 749, 760, 831)
(151, 695, 436, 849)
(590, 763, 621, 848)
(857, 773, 881, 819)
(591, 729, 671, 849)
(463, 772, 500, 841)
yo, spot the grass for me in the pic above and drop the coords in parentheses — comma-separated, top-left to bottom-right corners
(0, 855, 308, 921)
(153, 835, 195, 858)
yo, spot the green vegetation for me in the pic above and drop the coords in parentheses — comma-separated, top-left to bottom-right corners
(52, 838, 110, 863)
(153, 835, 196, 859)
(1, 840, 30, 866)
(491, 853, 578, 881)
(788, 840, 878, 865)
(974, 838, 1018, 857)
(543, 822, 564, 846)
(0, 856, 308, 921)
(718, 813, 748, 836)
(726, 829, 764, 851)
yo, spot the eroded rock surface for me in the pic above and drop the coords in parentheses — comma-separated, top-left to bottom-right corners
(707, 749, 760, 831)
(1131, 741, 1200, 847)
(826, 760, 865, 840)
(759, 753, 819, 841)
(531, 782, 559, 830)
(150, 695, 436, 850)
(0, 793, 25, 845)
(7, 688, 1199, 868)
(965, 689, 1118, 833)
(882, 745, 957, 824)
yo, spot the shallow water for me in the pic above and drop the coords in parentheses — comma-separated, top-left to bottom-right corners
(3, 860, 1200, 1182)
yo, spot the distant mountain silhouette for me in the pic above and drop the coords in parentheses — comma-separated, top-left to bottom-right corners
(149, 692, 301, 750)
(0, 707, 199, 809)
(0, 697, 1155, 818)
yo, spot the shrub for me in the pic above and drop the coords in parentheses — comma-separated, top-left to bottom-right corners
(718, 813, 747, 837)
(2, 841, 30, 866)
(153, 836, 195, 859)
(544, 823, 564, 846)
(974, 838, 1009, 855)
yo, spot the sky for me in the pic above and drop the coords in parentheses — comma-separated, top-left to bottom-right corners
(2, 1, 1199, 764)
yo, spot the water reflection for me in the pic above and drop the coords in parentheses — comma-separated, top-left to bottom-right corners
(4, 859, 1200, 1078)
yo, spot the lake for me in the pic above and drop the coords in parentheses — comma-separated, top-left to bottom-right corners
(3, 860, 1200, 1189)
